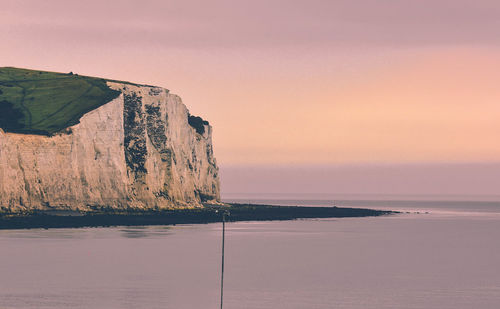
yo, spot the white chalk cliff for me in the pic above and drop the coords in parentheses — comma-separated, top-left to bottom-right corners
(0, 82, 220, 212)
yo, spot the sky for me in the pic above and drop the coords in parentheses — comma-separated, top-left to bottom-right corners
(2, 0, 500, 197)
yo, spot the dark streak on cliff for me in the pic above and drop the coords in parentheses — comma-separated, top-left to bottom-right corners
(145, 104, 171, 163)
(145, 103, 174, 199)
(123, 93, 147, 178)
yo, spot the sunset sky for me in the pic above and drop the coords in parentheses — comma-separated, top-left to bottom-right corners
(2, 0, 500, 196)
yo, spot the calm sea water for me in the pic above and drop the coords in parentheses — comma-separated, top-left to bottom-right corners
(1, 198, 499, 309)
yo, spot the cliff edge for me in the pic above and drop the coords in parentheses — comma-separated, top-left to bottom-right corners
(0, 68, 220, 212)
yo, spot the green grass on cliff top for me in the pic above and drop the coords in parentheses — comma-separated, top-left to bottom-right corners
(0, 67, 123, 135)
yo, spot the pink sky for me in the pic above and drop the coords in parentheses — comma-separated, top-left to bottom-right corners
(2, 0, 500, 196)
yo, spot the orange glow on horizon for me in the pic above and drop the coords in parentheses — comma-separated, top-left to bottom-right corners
(2, 0, 500, 166)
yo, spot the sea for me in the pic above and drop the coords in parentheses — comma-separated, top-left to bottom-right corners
(0, 195, 499, 309)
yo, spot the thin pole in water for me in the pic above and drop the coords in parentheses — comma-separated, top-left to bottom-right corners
(220, 211, 226, 309)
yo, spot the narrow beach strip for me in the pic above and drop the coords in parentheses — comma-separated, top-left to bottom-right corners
(0, 203, 396, 230)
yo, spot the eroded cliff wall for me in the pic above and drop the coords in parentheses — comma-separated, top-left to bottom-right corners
(0, 82, 220, 212)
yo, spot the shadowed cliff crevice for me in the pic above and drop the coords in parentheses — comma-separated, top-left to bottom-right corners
(188, 114, 209, 135)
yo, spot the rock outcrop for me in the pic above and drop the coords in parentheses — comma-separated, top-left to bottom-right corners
(0, 82, 220, 212)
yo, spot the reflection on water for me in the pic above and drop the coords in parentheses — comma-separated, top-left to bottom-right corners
(119, 226, 173, 238)
(0, 200, 499, 309)
(0, 225, 174, 240)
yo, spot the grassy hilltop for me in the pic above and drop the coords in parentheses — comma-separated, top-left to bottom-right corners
(0, 67, 122, 135)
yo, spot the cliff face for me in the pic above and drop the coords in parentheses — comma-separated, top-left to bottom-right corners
(0, 82, 220, 212)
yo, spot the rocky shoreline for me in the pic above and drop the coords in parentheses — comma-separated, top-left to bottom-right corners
(0, 203, 396, 230)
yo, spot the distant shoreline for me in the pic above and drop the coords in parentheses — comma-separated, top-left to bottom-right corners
(0, 204, 395, 230)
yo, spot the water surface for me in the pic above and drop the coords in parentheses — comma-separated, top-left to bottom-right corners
(1, 199, 499, 308)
